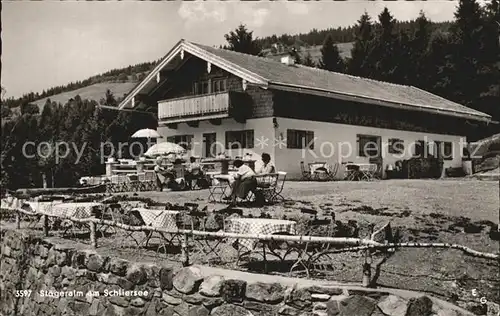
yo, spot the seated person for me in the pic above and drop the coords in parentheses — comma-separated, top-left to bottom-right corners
(255, 153, 276, 175)
(185, 156, 203, 189)
(154, 157, 186, 191)
(224, 159, 257, 206)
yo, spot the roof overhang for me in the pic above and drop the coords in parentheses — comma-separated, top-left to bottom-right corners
(118, 40, 268, 110)
(268, 82, 492, 123)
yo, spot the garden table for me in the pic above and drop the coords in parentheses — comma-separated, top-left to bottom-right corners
(24, 201, 100, 218)
(132, 208, 179, 230)
(225, 218, 297, 250)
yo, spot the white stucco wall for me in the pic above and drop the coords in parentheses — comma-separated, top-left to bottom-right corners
(157, 117, 467, 180)
(157, 117, 276, 159)
(272, 118, 467, 179)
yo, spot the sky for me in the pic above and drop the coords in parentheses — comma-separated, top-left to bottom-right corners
(2, 1, 463, 99)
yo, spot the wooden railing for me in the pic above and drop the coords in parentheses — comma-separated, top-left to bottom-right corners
(158, 92, 231, 120)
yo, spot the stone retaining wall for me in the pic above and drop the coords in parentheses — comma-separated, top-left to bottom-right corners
(0, 229, 474, 316)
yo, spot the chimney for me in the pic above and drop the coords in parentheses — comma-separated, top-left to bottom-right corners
(280, 55, 295, 66)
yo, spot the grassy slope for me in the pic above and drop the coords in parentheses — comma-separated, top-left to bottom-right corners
(31, 82, 139, 112)
(264, 42, 353, 63)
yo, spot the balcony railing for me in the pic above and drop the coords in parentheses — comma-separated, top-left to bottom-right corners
(158, 91, 250, 124)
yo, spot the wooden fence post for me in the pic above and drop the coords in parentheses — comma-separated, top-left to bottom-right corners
(90, 222, 97, 248)
(181, 233, 190, 267)
(42, 215, 49, 237)
(15, 212, 21, 229)
(362, 249, 372, 287)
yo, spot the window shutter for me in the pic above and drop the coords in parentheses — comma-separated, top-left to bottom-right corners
(187, 135, 193, 150)
(247, 130, 254, 148)
(306, 131, 314, 149)
(225, 131, 230, 149)
(287, 130, 293, 148)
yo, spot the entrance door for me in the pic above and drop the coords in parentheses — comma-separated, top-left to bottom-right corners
(203, 133, 217, 158)
(357, 134, 383, 177)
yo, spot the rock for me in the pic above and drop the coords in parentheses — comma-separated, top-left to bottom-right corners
(279, 306, 300, 316)
(243, 301, 277, 316)
(487, 302, 500, 316)
(184, 293, 205, 305)
(311, 294, 331, 301)
(199, 275, 224, 297)
(435, 309, 458, 316)
(202, 297, 224, 309)
(212, 304, 254, 316)
(162, 293, 182, 305)
(88, 300, 105, 316)
(130, 298, 145, 307)
(405, 296, 433, 316)
(461, 302, 486, 315)
(158, 306, 175, 316)
(108, 258, 129, 276)
(307, 286, 343, 296)
(173, 266, 204, 294)
(72, 251, 87, 269)
(326, 300, 340, 316)
(86, 254, 105, 272)
(221, 279, 247, 303)
(377, 295, 407, 316)
(348, 291, 389, 300)
(109, 296, 129, 308)
(56, 250, 69, 266)
(338, 295, 376, 316)
(174, 301, 189, 316)
(126, 264, 147, 285)
(189, 306, 210, 316)
(246, 282, 285, 303)
(371, 307, 387, 316)
(287, 288, 312, 309)
(159, 267, 174, 290)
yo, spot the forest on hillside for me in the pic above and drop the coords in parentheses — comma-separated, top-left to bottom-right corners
(1, 0, 499, 190)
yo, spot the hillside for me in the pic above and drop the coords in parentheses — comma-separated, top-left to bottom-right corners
(263, 42, 354, 63)
(32, 82, 138, 112)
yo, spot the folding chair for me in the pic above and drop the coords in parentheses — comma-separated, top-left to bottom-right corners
(253, 173, 279, 204)
(207, 178, 230, 203)
(270, 171, 287, 202)
(300, 162, 312, 180)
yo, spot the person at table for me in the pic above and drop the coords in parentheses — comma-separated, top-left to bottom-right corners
(154, 158, 186, 191)
(185, 156, 203, 189)
(224, 159, 257, 206)
(255, 153, 276, 174)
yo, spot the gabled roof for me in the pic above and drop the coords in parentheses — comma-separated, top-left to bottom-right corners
(119, 39, 492, 122)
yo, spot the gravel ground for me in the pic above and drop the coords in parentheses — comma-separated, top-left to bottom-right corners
(4, 179, 499, 309)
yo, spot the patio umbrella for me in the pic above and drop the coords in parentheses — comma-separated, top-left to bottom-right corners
(144, 142, 186, 157)
(131, 128, 161, 139)
(131, 128, 162, 150)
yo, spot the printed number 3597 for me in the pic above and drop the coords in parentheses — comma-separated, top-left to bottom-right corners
(15, 290, 32, 297)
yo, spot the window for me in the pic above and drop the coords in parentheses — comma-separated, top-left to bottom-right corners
(193, 81, 209, 95)
(193, 78, 227, 95)
(388, 138, 404, 154)
(443, 142, 453, 160)
(166, 135, 194, 150)
(357, 135, 380, 157)
(225, 130, 254, 149)
(287, 129, 314, 149)
(212, 79, 227, 93)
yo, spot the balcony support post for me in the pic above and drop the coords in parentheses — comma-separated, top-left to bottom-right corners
(207, 62, 211, 74)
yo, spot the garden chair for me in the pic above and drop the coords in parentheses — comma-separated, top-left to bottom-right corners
(251, 173, 279, 204)
(270, 171, 287, 202)
(300, 161, 312, 180)
(207, 177, 231, 203)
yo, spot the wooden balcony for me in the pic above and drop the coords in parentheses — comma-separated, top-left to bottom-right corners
(158, 91, 251, 125)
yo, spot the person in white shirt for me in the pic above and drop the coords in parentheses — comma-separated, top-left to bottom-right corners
(225, 159, 257, 206)
(255, 153, 276, 175)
